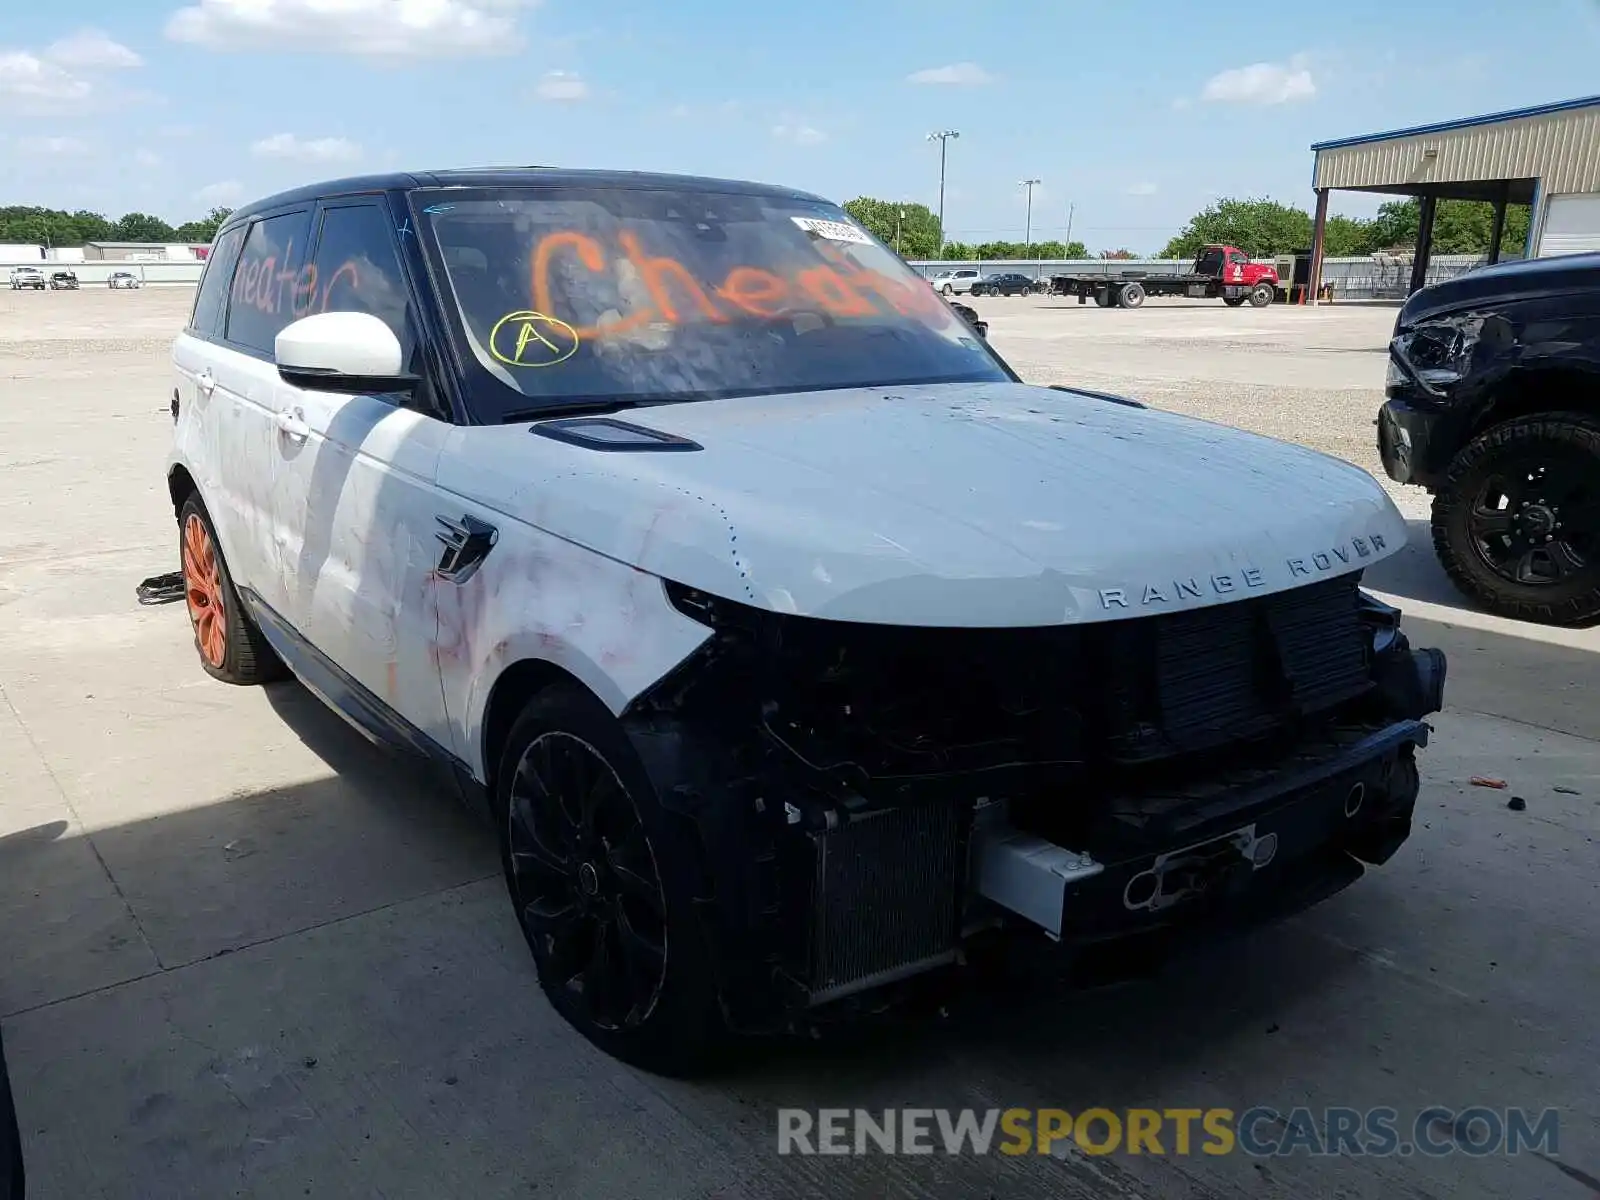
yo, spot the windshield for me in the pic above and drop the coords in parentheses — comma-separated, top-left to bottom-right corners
(415, 186, 1008, 419)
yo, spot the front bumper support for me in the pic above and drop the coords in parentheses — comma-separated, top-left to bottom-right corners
(971, 719, 1430, 944)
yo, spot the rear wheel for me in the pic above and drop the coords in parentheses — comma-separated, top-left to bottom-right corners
(1431, 413, 1600, 626)
(1249, 283, 1275, 307)
(1223, 296, 1246, 307)
(497, 684, 726, 1076)
(177, 494, 286, 684)
(1118, 282, 1145, 309)
(941, 283, 954, 296)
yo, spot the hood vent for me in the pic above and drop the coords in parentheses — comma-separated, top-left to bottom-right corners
(530, 417, 703, 452)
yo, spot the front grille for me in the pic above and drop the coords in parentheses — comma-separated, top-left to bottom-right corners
(804, 800, 963, 1003)
(1103, 573, 1371, 763)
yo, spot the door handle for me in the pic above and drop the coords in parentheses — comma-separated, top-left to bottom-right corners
(275, 407, 309, 442)
(195, 369, 216, 397)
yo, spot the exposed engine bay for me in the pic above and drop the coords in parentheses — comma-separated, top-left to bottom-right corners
(626, 572, 1445, 1028)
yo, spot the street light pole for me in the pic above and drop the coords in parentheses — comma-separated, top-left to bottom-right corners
(1019, 179, 1041, 251)
(927, 130, 959, 255)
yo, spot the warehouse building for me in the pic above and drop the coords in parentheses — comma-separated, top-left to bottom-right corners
(1308, 93, 1600, 299)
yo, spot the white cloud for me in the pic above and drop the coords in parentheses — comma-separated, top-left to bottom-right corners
(534, 70, 589, 101)
(196, 180, 245, 205)
(1126, 182, 1158, 196)
(772, 124, 827, 146)
(45, 29, 143, 69)
(1199, 54, 1315, 105)
(907, 61, 993, 85)
(0, 29, 143, 113)
(166, 0, 540, 58)
(19, 135, 89, 155)
(251, 132, 362, 162)
(0, 52, 92, 108)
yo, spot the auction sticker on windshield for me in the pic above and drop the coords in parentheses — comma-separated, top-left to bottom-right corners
(791, 216, 874, 245)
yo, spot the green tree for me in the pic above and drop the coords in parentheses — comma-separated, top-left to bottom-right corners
(1161, 197, 1314, 258)
(175, 207, 233, 243)
(1321, 214, 1372, 258)
(111, 212, 178, 242)
(841, 197, 942, 259)
(1366, 197, 1530, 255)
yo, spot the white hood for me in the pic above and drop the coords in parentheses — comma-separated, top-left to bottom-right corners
(439, 381, 1407, 627)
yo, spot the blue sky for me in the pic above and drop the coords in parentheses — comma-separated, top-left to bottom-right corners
(3, 0, 1598, 251)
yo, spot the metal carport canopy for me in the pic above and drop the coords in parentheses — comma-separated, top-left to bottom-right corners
(1305, 93, 1600, 300)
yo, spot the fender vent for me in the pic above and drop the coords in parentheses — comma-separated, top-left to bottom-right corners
(530, 417, 702, 452)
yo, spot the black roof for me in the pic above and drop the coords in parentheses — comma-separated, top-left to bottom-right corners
(224, 167, 833, 228)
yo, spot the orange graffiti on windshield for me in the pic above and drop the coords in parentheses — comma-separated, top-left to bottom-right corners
(528, 228, 951, 339)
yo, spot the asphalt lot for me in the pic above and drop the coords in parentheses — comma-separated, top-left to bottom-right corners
(1, 287, 1596, 1200)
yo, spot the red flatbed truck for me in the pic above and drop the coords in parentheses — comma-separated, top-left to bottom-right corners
(1050, 244, 1281, 309)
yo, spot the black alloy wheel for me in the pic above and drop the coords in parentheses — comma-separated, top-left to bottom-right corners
(496, 685, 725, 1074)
(1433, 413, 1600, 626)
(507, 730, 669, 1033)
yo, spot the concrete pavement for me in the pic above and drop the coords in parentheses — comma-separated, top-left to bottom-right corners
(1, 288, 1596, 1199)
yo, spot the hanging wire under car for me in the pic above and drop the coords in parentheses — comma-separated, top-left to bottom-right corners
(136, 571, 185, 605)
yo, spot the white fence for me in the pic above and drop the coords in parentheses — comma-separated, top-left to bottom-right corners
(0, 260, 204, 287)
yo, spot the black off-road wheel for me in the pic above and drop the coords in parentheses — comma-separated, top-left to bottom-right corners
(177, 494, 286, 684)
(1248, 282, 1275, 307)
(1431, 413, 1600, 626)
(496, 684, 726, 1076)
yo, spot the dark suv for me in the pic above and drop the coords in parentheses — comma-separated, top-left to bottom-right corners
(1379, 253, 1600, 626)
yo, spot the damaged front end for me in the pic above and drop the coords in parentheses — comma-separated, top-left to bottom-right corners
(623, 574, 1445, 1032)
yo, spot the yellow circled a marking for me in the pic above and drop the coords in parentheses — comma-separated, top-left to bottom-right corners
(488, 310, 580, 368)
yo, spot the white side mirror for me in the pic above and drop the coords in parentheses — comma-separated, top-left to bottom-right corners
(274, 311, 411, 391)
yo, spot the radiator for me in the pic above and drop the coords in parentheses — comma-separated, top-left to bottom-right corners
(803, 799, 963, 1005)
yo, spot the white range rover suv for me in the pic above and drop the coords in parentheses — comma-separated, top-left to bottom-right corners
(168, 169, 1446, 1075)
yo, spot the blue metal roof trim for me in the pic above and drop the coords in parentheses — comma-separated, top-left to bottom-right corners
(1310, 94, 1600, 152)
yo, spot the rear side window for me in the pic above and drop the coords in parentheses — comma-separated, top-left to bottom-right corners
(225, 210, 313, 355)
(189, 226, 245, 337)
(306, 203, 416, 360)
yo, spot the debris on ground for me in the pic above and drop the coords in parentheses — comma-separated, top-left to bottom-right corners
(1554, 785, 1581, 796)
(1470, 776, 1508, 789)
(136, 571, 185, 605)
(1507, 796, 1527, 812)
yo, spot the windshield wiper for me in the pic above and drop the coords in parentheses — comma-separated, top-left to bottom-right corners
(501, 399, 650, 423)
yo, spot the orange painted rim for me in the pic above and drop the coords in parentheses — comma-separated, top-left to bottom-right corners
(181, 513, 227, 668)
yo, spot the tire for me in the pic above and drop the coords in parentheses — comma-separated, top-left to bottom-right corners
(177, 493, 286, 684)
(1119, 282, 1145, 309)
(1249, 283, 1274, 308)
(1223, 296, 1246, 307)
(941, 284, 954, 296)
(1431, 412, 1600, 626)
(496, 683, 726, 1076)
